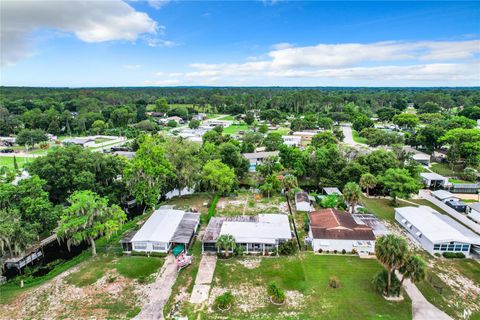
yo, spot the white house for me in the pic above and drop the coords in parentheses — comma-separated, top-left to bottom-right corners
(62, 137, 96, 147)
(395, 206, 480, 257)
(308, 209, 376, 255)
(242, 151, 279, 172)
(128, 208, 200, 253)
(420, 172, 450, 189)
(295, 192, 313, 212)
(466, 203, 480, 223)
(412, 153, 431, 166)
(282, 135, 301, 147)
(292, 131, 317, 142)
(202, 214, 292, 254)
(431, 190, 460, 203)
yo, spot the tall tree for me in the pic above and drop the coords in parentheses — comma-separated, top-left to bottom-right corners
(399, 255, 427, 286)
(57, 190, 126, 256)
(380, 168, 420, 204)
(201, 159, 236, 195)
(342, 182, 362, 213)
(375, 234, 408, 296)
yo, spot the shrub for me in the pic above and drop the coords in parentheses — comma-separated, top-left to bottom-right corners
(333, 250, 338, 254)
(234, 245, 245, 257)
(341, 249, 346, 254)
(318, 249, 323, 253)
(372, 269, 401, 297)
(442, 252, 465, 259)
(329, 276, 341, 289)
(278, 239, 298, 255)
(434, 253, 441, 257)
(351, 248, 357, 255)
(39, 142, 50, 149)
(215, 291, 234, 310)
(267, 281, 285, 304)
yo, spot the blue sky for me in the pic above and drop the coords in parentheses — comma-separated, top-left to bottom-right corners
(1, 0, 479, 87)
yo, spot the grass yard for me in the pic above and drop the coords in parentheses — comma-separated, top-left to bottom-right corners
(430, 162, 463, 177)
(360, 196, 415, 222)
(0, 155, 34, 169)
(270, 126, 291, 135)
(352, 129, 368, 144)
(216, 193, 289, 217)
(218, 115, 234, 120)
(223, 124, 250, 135)
(182, 254, 411, 319)
(65, 254, 164, 287)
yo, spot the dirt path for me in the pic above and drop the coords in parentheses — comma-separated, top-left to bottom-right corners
(134, 255, 178, 320)
(190, 255, 217, 304)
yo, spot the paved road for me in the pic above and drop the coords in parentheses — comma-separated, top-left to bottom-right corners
(134, 255, 178, 320)
(341, 124, 368, 148)
(398, 272, 452, 320)
(419, 190, 480, 234)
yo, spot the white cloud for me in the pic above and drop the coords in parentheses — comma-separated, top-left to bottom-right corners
(123, 64, 142, 70)
(148, 0, 171, 9)
(145, 38, 179, 48)
(1, 0, 159, 66)
(179, 40, 480, 85)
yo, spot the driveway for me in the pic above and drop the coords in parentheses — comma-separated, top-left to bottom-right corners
(134, 255, 178, 320)
(341, 124, 368, 148)
(400, 274, 452, 320)
(190, 255, 217, 304)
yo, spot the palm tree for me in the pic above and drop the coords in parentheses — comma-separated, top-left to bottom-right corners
(399, 255, 427, 286)
(359, 173, 377, 197)
(216, 234, 236, 257)
(375, 234, 408, 296)
(259, 182, 273, 199)
(342, 182, 362, 214)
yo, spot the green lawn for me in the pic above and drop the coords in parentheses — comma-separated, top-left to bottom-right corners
(270, 127, 291, 135)
(352, 129, 368, 144)
(449, 178, 471, 184)
(65, 254, 164, 287)
(223, 124, 250, 135)
(218, 115, 235, 120)
(185, 254, 411, 319)
(430, 162, 463, 177)
(0, 156, 33, 169)
(360, 196, 415, 222)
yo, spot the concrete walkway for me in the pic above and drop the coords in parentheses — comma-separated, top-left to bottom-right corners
(400, 274, 452, 320)
(190, 255, 217, 304)
(135, 255, 178, 320)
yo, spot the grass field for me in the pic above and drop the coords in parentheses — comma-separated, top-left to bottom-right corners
(360, 196, 414, 222)
(182, 254, 411, 319)
(270, 126, 291, 135)
(218, 115, 235, 120)
(223, 124, 250, 134)
(352, 129, 368, 144)
(0, 156, 34, 169)
(430, 162, 463, 177)
(65, 254, 164, 287)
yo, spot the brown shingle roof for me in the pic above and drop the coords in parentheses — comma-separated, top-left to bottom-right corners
(309, 209, 375, 241)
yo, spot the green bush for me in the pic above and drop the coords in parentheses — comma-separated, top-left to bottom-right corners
(267, 281, 285, 304)
(278, 239, 298, 255)
(215, 291, 234, 310)
(329, 276, 341, 289)
(442, 252, 465, 259)
(372, 269, 401, 297)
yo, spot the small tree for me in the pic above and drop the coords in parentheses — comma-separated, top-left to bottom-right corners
(267, 281, 286, 304)
(201, 159, 237, 195)
(216, 234, 236, 257)
(189, 119, 200, 129)
(57, 190, 127, 256)
(167, 119, 178, 128)
(342, 182, 362, 213)
(259, 182, 274, 199)
(359, 173, 377, 196)
(399, 255, 427, 286)
(215, 291, 234, 310)
(380, 168, 420, 204)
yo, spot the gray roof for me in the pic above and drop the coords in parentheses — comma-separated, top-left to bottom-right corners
(242, 151, 279, 160)
(323, 187, 342, 195)
(420, 172, 447, 180)
(171, 213, 200, 243)
(467, 202, 480, 212)
(295, 191, 310, 203)
(452, 183, 479, 189)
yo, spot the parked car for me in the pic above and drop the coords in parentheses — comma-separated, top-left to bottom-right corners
(0, 149, 14, 153)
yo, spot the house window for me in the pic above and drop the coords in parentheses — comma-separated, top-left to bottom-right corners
(440, 244, 447, 251)
(462, 245, 470, 252)
(134, 242, 147, 250)
(433, 244, 440, 250)
(447, 244, 455, 251)
(152, 243, 165, 251)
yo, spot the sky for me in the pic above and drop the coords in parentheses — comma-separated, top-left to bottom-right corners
(1, 0, 479, 87)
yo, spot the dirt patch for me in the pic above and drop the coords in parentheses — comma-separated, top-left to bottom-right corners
(237, 258, 261, 269)
(0, 263, 146, 319)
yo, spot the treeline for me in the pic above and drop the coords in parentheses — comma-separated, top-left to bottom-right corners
(1, 87, 479, 136)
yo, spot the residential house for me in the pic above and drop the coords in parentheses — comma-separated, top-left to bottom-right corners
(295, 191, 313, 212)
(322, 187, 343, 196)
(395, 206, 480, 257)
(308, 209, 376, 255)
(431, 190, 460, 203)
(242, 151, 279, 172)
(404, 146, 430, 166)
(202, 214, 292, 254)
(124, 208, 200, 253)
(451, 183, 479, 194)
(202, 119, 233, 128)
(292, 131, 317, 143)
(420, 172, 450, 189)
(466, 203, 480, 223)
(282, 135, 301, 147)
(62, 137, 96, 147)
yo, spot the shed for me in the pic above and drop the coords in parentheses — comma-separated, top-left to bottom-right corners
(323, 187, 343, 196)
(420, 172, 450, 189)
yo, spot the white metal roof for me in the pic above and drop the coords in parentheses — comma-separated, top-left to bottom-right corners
(431, 190, 458, 200)
(420, 172, 448, 181)
(219, 214, 291, 244)
(131, 209, 185, 243)
(412, 153, 430, 161)
(242, 151, 279, 160)
(396, 206, 479, 244)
